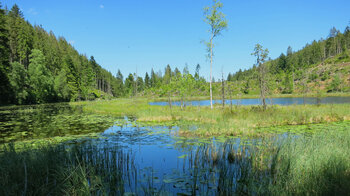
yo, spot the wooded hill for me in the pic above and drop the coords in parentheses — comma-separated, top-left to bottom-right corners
(0, 3, 120, 105)
(227, 26, 350, 95)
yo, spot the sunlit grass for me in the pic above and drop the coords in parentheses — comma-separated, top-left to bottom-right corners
(72, 98, 350, 137)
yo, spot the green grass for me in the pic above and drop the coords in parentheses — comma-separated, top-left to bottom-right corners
(0, 142, 134, 195)
(268, 127, 350, 195)
(72, 98, 350, 137)
(179, 126, 350, 195)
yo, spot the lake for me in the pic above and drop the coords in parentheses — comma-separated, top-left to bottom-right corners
(149, 96, 350, 106)
(0, 103, 349, 195)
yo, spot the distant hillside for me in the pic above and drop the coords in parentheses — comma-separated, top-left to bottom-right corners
(227, 26, 350, 95)
(0, 3, 120, 104)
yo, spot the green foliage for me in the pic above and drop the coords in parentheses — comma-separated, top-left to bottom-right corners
(321, 70, 330, 81)
(203, 0, 228, 39)
(124, 73, 135, 96)
(54, 69, 70, 101)
(28, 49, 53, 103)
(309, 71, 318, 82)
(327, 74, 341, 92)
(8, 62, 28, 104)
(0, 3, 11, 104)
(282, 72, 293, 94)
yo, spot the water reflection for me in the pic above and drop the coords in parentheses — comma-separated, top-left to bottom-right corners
(63, 122, 286, 195)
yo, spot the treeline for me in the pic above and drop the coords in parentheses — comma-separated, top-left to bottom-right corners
(0, 3, 120, 104)
(117, 64, 208, 101)
(227, 26, 350, 94)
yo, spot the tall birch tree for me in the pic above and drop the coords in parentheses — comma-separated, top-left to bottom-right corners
(203, 0, 227, 109)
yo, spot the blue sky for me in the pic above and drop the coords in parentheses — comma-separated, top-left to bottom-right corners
(2, 0, 350, 80)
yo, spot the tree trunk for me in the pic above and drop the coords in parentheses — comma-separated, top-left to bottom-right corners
(168, 93, 172, 110)
(210, 36, 213, 109)
(229, 85, 232, 112)
(180, 97, 184, 110)
(221, 73, 225, 108)
(259, 64, 267, 110)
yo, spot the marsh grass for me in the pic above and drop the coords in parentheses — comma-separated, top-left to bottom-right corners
(269, 129, 350, 195)
(0, 142, 136, 195)
(73, 98, 350, 137)
(179, 128, 350, 195)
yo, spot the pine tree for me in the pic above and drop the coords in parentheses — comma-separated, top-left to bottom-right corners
(124, 73, 134, 96)
(163, 64, 172, 84)
(144, 72, 150, 88)
(7, 4, 23, 63)
(0, 3, 12, 104)
(115, 69, 124, 97)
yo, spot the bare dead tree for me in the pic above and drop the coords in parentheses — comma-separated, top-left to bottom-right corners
(251, 44, 269, 110)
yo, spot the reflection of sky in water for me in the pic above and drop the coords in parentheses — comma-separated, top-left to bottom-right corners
(76, 120, 295, 194)
(149, 96, 350, 106)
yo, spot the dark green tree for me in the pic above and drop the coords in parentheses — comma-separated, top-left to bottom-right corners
(150, 68, 157, 87)
(54, 69, 70, 101)
(114, 69, 124, 97)
(28, 49, 53, 103)
(8, 62, 28, 104)
(195, 64, 201, 80)
(163, 64, 172, 84)
(7, 4, 23, 63)
(124, 73, 134, 96)
(0, 3, 12, 104)
(144, 72, 150, 88)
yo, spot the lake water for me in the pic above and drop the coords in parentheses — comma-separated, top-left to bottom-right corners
(0, 104, 349, 194)
(149, 96, 350, 106)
